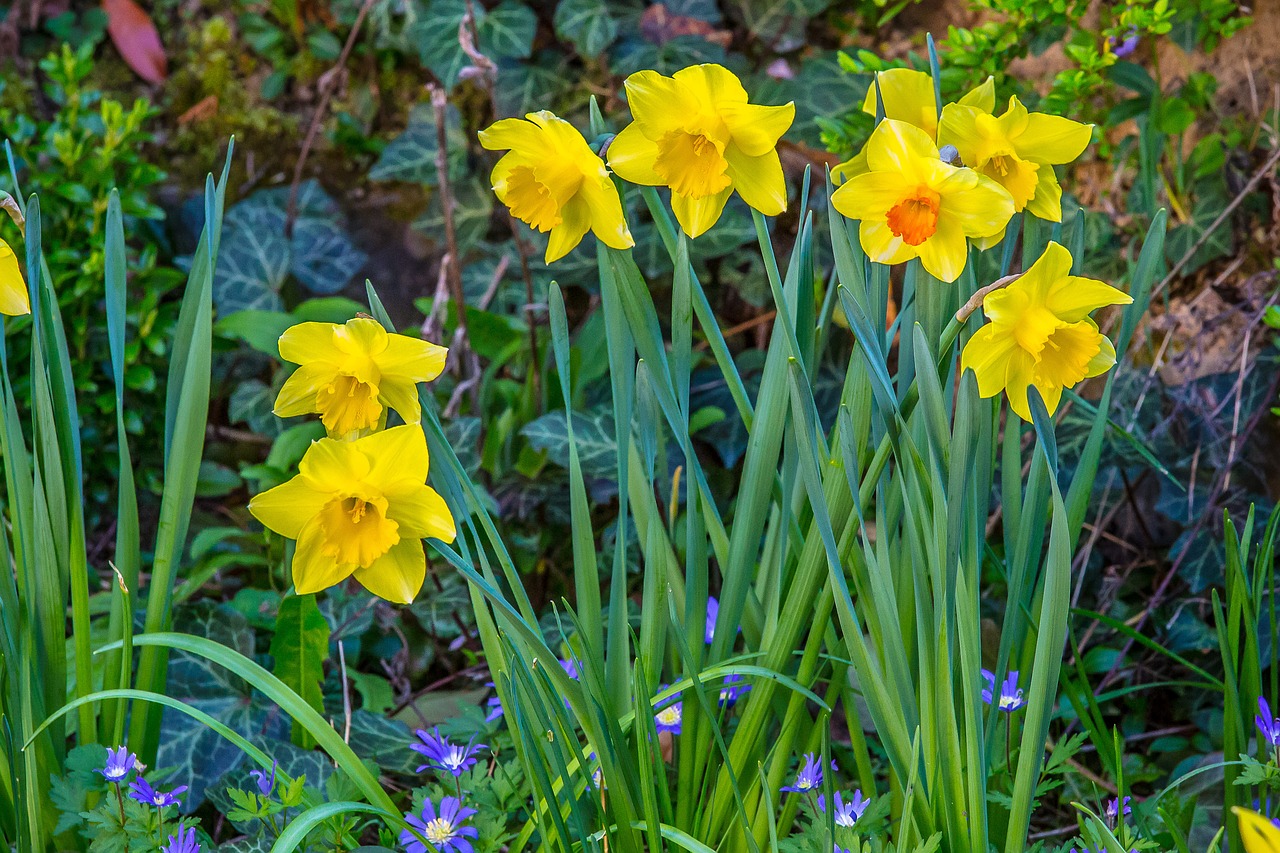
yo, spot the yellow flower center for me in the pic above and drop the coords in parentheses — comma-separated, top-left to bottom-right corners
(653, 131, 731, 198)
(504, 165, 565, 232)
(886, 187, 941, 246)
(1034, 322, 1101, 392)
(318, 374, 382, 437)
(319, 494, 399, 567)
(980, 152, 1040, 212)
(423, 817, 455, 843)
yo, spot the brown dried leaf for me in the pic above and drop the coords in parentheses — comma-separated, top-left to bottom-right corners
(638, 4, 731, 48)
(102, 0, 168, 84)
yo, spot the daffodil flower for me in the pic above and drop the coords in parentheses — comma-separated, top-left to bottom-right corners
(830, 119, 1014, 282)
(249, 425, 455, 604)
(480, 111, 634, 263)
(0, 239, 30, 316)
(960, 241, 1131, 420)
(608, 63, 795, 238)
(1235, 806, 1280, 853)
(939, 95, 1092, 221)
(274, 318, 447, 440)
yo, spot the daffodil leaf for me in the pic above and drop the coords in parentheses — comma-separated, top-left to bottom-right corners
(554, 0, 618, 57)
(270, 594, 331, 750)
(478, 0, 536, 59)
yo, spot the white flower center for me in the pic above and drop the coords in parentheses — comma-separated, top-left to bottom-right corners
(424, 817, 455, 843)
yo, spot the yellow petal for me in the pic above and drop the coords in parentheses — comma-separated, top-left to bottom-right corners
(1045, 275, 1132, 322)
(960, 322, 1021, 398)
(936, 170, 1014, 238)
(274, 362, 338, 417)
(672, 188, 731, 239)
(579, 173, 635, 251)
(249, 475, 331, 539)
(386, 482, 456, 541)
(864, 119, 940, 177)
(1084, 333, 1117, 379)
(1034, 320, 1102, 395)
(607, 122, 663, 187)
(358, 424, 431, 486)
(546, 195, 592, 263)
(719, 101, 795, 157)
(0, 240, 30, 317)
(857, 219, 915, 267)
(937, 104, 985, 164)
(725, 146, 787, 216)
(378, 334, 447, 382)
(1017, 241, 1075, 303)
(1025, 166, 1064, 221)
(623, 70, 697, 138)
(1015, 111, 1093, 165)
(478, 116, 542, 153)
(376, 376, 424, 426)
(830, 171, 904, 221)
(1235, 807, 1280, 853)
(354, 538, 426, 604)
(862, 68, 938, 138)
(830, 148, 869, 183)
(278, 322, 340, 365)
(292, 516, 358, 595)
(915, 214, 969, 282)
(958, 76, 996, 113)
(299, 436, 370, 493)
(672, 63, 748, 109)
(1003, 352, 1039, 421)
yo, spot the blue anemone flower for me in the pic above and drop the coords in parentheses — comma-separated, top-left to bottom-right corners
(127, 777, 187, 808)
(411, 728, 487, 777)
(249, 760, 277, 796)
(818, 789, 870, 827)
(980, 669, 1026, 712)
(781, 752, 835, 793)
(400, 796, 479, 853)
(161, 827, 201, 853)
(1258, 697, 1280, 747)
(97, 746, 137, 783)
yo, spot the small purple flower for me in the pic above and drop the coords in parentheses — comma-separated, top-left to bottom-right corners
(705, 597, 719, 644)
(560, 658, 580, 680)
(127, 777, 187, 808)
(818, 789, 870, 827)
(1109, 27, 1140, 58)
(1105, 795, 1132, 822)
(485, 694, 503, 722)
(400, 796, 479, 853)
(97, 746, 137, 782)
(654, 691, 683, 735)
(161, 827, 201, 853)
(781, 752, 835, 793)
(249, 761, 277, 797)
(718, 674, 750, 707)
(980, 669, 1026, 712)
(411, 728, 486, 777)
(835, 847, 853, 853)
(1257, 697, 1280, 747)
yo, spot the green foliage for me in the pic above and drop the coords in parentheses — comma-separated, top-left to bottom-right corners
(271, 595, 333, 750)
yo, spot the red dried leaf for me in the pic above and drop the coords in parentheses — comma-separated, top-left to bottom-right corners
(101, 0, 168, 84)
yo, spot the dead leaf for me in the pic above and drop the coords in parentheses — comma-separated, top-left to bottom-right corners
(177, 95, 219, 126)
(639, 4, 732, 48)
(102, 0, 167, 84)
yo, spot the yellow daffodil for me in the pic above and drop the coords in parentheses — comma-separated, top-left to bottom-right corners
(830, 119, 1014, 282)
(274, 317, 447, 440)
(861, 68, 995, 140)
(480, 111, 634, 263)
(607, 63, 795, 238)
(1236, 807, 1280, 853)
(0, 239, 30, 316)
(249, 425, 455, 604)
(939, 95, 1092, 221)
(960, 241, 1131, 420)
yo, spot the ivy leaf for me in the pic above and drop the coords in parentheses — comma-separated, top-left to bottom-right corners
(554, 0, 619, 57)
(492, 56, 570, 118)
(521, 410, 617, 480)
(413, 175, 494, 253)
(369, 103, 467, 185)
(291, 214, 368, 295)
(411, 0, 480, 90)
(270, 594, 331, 749)
(215, 309, 295, 356)
(213, 202, 289, 314)
(729, 0, 831, 53)
(478, 0, 537, 59)
(229, 379, 285, 438)
(346, 710, 420, 774)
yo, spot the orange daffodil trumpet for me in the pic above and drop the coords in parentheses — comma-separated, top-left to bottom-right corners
(0, 239, 30, 316)
(480, 111, 634, 264)
(939, 95, 1092, 221)
(274, 317, 447, 440)
(831, 119, 1014, 282)
(960, 241, 1130, 420)
(1236, 807, 1280, 853)
(249, 425, 455, 604)
(608, 63, 795, 238)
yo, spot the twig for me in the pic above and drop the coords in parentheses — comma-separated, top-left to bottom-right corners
(955, 273, 1022, 323)
(338, 640, 352, 744)
(694, 310, 778, 352)
(284, 0, 377, 238)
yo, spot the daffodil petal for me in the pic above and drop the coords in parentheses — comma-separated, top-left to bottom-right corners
(0, 240, 30, 317)
(378, 334, 448, 381)
(249, 475, 331, 539)
(478, 117, 542, 152)
(1016, 112, 1093, 165)
(1045, 275, 1132, 322)
(858, 219, 915, 266)
(937, 104, 985, 164)
(546, 195, 593, 262)
(354, 539, 426, 605)
(830, 148, 869, 183)
(961, 323, 1021, 398)
(1084, 333, 1117, 378)
(377, 377, 424, 427)
(1004, 353, 1038, 421)
(1018, 241, 1075, 302)
(937, 172, 1014, 238)
(387, 482, 456, 541)
(274, 362, 338, 417)
(830, 171, 904, 221)
(299, 436, 370, 491)
(292, 516, 358, 595)
(579, 174, 635, 250)
(725, 146, 787, 216)
(672, 188, 731, 239)
(607, 123, 663, 186)
(863, 68, 938, 137)
(278, 322, 340, 364)
(1234, 807, 1280, 853)
(864, 119, 940, 177)
(1026, 166, 1064, 221)
(672, 63, 748, 109)
(358, 424, 431, 486)
(915, 214, 968, 283)
(958, 76, 995, 113)
(623, 70, 696, 138)
(720, 101, 795, 157)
